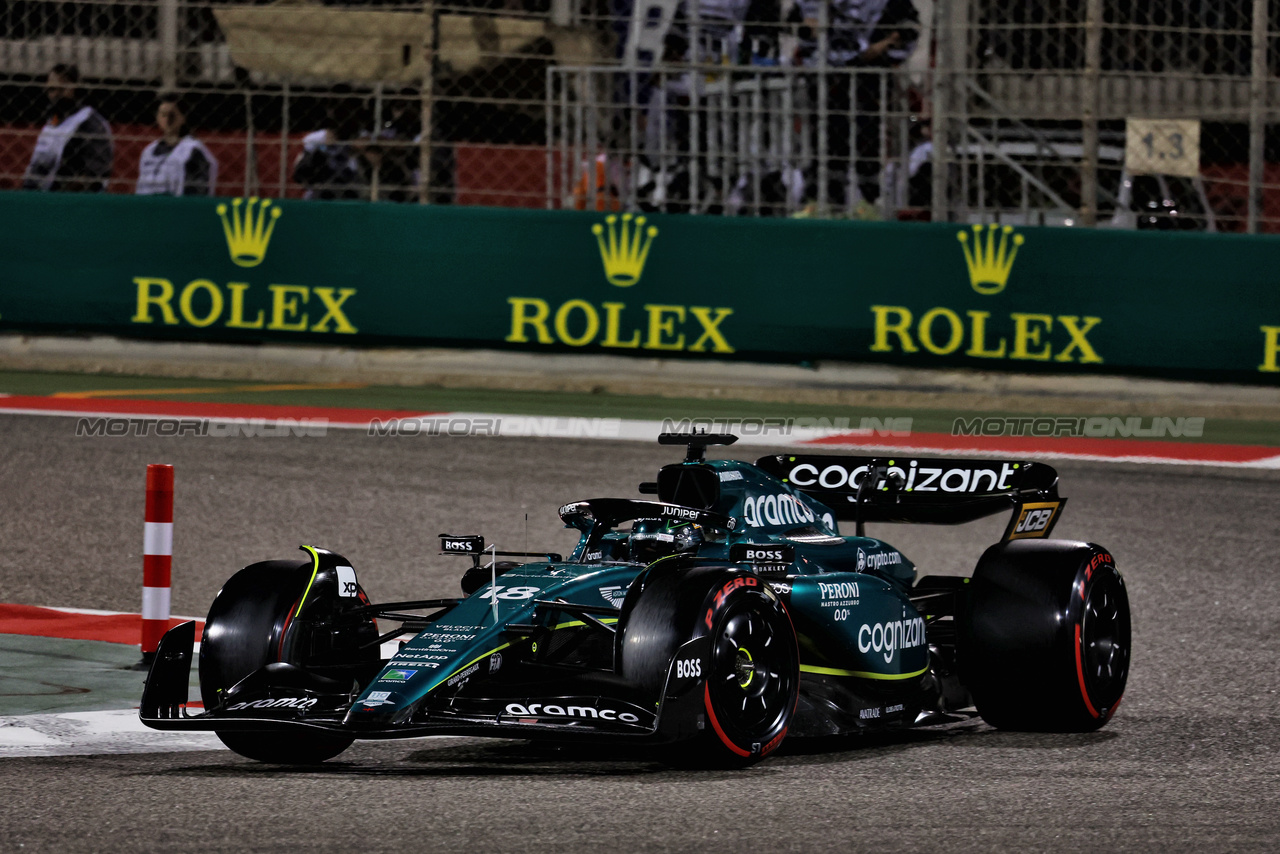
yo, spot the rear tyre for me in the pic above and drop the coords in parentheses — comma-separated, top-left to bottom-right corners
(200, 560, 356, 764)
(620, 567, 799, 767)
(960, 540, 1131, 732)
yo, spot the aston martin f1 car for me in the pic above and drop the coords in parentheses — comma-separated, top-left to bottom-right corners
(140, 433, 1131, 767)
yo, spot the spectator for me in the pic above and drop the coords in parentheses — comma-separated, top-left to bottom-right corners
(293, 93, 364, 200)
(22, 64, 113, 193)
(796, 0, 919, 216)
(356, 91, 420, 203)
(135, 93, 218, 196)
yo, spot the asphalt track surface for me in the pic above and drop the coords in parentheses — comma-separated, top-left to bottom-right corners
(0, 413, 1278, 852)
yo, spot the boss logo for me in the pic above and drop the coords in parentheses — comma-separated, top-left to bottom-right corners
(675, 658, 702, 679)
(440, 534, 485, 553)
(730, 543, 795, 566)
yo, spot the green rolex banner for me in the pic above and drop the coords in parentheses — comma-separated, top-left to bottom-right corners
(0, 190, 1277, 382)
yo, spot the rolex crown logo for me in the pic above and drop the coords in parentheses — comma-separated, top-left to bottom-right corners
(592, 213, 658, 287)
(216, 197, 282, 268)
(957, 224, 1024, 295)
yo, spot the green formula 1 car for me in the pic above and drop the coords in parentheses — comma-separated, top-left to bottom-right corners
(141, 432, 1131, 767)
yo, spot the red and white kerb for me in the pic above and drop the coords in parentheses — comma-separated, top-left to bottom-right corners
(141, 464, 174, 657)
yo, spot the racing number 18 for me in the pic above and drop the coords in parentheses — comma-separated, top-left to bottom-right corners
(478, 585, 540, 600)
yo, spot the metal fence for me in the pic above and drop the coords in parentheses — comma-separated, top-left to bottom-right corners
(0, 0, 610, 205)
(548, 65, 920, 217)
(4, 0, 1280, 231)
(936, 0, 1280, 232)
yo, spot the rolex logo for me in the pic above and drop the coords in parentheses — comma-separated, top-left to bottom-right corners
(957, 224, 1024, 295)
(592, 213, 658, 287)
(216, 197, 282, 268)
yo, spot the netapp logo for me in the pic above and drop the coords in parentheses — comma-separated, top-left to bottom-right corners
(503, 702, 640, 723)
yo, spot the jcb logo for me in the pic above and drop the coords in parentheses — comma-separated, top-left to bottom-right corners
(1006, 501, 1062, 540)
(1016, 508, 1053, 533)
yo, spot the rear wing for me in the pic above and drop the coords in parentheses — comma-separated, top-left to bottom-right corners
(754, 454, 1065, 540)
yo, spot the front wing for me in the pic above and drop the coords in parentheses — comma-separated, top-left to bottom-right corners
(140, 622, 701, 743)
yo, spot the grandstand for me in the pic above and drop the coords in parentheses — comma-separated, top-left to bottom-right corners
(3, 0, 1280, 229)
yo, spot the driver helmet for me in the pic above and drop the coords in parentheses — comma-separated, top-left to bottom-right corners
(629, 518, 705, 564)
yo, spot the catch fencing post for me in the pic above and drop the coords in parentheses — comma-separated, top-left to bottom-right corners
(139, 464, 174, 668)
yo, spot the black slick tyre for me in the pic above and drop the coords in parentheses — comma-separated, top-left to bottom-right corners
(959, 540, 1131, 732)
(200, 559, 357, 764)
(620, 565, 799, 767)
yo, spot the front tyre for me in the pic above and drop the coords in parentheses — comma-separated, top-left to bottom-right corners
(960, 540, 1131, 732)
(620, 566, 799, 767)
(702, 585, 799, 762)
(200, 555, 372, 763)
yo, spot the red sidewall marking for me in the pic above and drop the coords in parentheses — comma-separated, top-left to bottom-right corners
(704, 683, 751, 757)
(1074, 623, 1101, 719)
(702, 587, 797, 759)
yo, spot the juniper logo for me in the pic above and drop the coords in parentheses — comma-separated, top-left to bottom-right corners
(217, 197, 282, 268)
(592, 213, 658, 287)
(957, 224, 1024, 295)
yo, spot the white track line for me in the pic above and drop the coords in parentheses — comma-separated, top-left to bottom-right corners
(0, 709, 223, 758)
(4, 402, 1277, 467)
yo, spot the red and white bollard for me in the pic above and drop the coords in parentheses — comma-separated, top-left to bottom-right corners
(140, 464, 174, 664)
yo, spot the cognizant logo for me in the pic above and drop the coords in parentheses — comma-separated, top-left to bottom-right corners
(858, 616, 926, 664)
